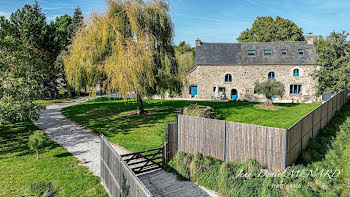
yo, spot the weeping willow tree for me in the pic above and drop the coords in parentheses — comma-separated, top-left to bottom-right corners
(64, 0, 180, 114)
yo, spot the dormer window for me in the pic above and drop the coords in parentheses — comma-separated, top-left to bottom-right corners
(248, 50, 256, 56)
(264, 50, 272, 56)
(281, 49, 287, 55)
(298, 49, 304, 55)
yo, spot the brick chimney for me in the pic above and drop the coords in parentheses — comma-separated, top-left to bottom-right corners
(195, 38, 201, 47)
(306, 33, 314, 45)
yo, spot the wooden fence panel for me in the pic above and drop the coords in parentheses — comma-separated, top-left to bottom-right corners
(286, 122, 301, 166)
(100, 136, 152, 197)
(302, 114, 313, 150)
(312, 107, 321, 137)
(167, 122, 177, 162)
(321, 101, 328, 129)
(177, 115, 225, 160)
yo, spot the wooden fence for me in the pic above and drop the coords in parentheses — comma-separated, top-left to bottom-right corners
(100, 135, 152, 197)
(286, 90, 350, 166)
(168, 90, 350, 170)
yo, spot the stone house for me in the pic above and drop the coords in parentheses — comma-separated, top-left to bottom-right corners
(182, 38, 320, 103)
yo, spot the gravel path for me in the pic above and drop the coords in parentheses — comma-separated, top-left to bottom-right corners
(33, 97, 219, 197)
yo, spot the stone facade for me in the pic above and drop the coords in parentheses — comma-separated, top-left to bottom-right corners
(182, 64, 320, 103)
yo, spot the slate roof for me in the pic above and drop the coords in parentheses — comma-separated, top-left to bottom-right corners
(195, 41, 318, 65)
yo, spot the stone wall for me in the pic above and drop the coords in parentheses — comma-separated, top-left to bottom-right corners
(182, 64, 320, 102)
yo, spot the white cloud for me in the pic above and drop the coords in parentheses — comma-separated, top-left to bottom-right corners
(0, 11, 10, 18)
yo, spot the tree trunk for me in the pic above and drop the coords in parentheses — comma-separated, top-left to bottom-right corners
(266, 98, 273, 106)
(36, 149, 39, 160)
(136, 92, 145, 115)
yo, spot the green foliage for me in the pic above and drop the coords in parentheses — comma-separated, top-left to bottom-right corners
(28, 131, 47, 151)
(183, 104, 219, 118)
(70, 7, 83, 41)
(0, 121, 108, 196)
(28, 130, 47, 160)
(26, 182, 59, 197)
(175, 41, 195, 75)
(237, 16, 305, 42)
(254, 80, 285, 105)
(314, 31, 350, 95)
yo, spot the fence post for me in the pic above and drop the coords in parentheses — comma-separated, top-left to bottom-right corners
(163, 142, 167, 164)
(224, 121, 227, 161)
(176, 114, 179, 152)
(311, 111, 314, 137)
(285, 129, 289, 168)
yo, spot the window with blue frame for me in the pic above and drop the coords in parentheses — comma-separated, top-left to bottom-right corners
(225, 74, 232, 82)
(218, 87, 225, 92)
(268, 72, 275, 80)
(281, 49, 287, 55)
(298, 49, 304, 55)
(248, 50, 256, 56)
(293, 69, 299, 76)
(264, 50, 272, 56)
(290, 85, 302, 95)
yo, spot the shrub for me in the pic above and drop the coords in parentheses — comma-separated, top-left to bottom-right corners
(22, 182, 59, 197)
(254, 80, 285, 105)
(28, 131, 47, 160)
(183, 104, 219, 118)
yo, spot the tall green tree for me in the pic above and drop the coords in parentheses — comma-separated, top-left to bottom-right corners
(69, 6, 84, 42)
(237, 16, 305, 42)
(175, 41, 195, 76)
(64, 0, 180, 114)
(0, 17, 43, 124)
(314, 31, 350, 94)
(1, 1, 61, 98)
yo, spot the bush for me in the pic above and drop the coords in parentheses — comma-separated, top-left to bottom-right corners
(28, 131, 47, 160)
(22, 182, 59, 197)
(254, 80, 285, 105)
(183, 104, 219, 119)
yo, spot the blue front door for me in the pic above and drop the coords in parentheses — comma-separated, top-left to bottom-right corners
(191, 86, 197, 98)
(231, 89, 238, 100)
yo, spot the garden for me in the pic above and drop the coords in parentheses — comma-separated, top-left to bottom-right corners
(62, 98, 319, 152)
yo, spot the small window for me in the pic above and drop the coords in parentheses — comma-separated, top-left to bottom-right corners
(268, 72, 275, 80)
(225, 74, 232, 82)
(298, 49, 304, 55)
(246, 89, 250, 94)
(213, 87, 216, 92)
(290, 85, 302, 95)
(264, 50, 272, 56)
(281, 49, 287, 55)
(293, 69, 299, 76)
(218, 87, 225, 92)
(248, 50, 256, 56)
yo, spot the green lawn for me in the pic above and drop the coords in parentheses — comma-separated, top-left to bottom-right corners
(0, 121, 108, 196)
(62, 98, 319, 152)
(35, 97, 77, 107)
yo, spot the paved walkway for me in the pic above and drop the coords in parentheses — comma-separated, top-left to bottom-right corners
(33, 97, 219, 197)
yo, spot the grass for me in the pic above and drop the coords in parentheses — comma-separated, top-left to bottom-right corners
(62, 98, 319, 152)
(0, 120, 108, 197)
(35, 97, 78, 107)
(167, 102, 350, 196)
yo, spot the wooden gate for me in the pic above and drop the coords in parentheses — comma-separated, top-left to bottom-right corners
(120, 146, 165, 175)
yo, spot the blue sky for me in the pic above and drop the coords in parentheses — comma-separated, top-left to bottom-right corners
(1, 0, 350, 46)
